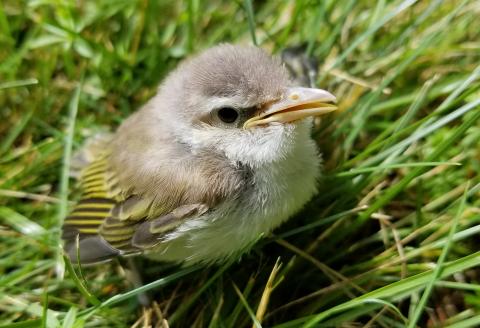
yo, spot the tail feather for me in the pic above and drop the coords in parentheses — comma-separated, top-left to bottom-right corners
(65, 235, 120, 265)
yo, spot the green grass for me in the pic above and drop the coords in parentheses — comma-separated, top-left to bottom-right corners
(1, 0, 479, 327)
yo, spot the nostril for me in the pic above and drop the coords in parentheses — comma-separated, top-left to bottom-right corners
(290, 93, 299, 100)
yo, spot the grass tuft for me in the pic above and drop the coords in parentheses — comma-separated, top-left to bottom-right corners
(1, 0, 479, 327)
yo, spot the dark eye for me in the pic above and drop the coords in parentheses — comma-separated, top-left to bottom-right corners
(216, 107, 239, 124)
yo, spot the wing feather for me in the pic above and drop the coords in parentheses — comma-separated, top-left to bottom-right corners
(62, 153, 143, 258)
(62, 152, 183, 263)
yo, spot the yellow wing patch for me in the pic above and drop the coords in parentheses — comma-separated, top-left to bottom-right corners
(63, 155, 116, 236)
(62, 154, 145, 254)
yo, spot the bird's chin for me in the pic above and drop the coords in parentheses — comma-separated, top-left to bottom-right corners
(251, 117, 312, 135)
(221, 118, 313, 168)
(249, 117, 308, 131)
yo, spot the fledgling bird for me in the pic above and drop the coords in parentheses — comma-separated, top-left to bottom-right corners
(62, 44, 337, 265)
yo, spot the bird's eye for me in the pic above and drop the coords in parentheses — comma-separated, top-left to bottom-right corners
(216, 107, 239, 124)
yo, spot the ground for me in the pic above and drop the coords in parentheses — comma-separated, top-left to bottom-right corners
(0, 0, 479, 327)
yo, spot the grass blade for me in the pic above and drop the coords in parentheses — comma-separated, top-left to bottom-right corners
(233, 282, 262, 328)
(407, 183, 470, 327)
(243, 0, 258, 46)
(301, 251, 480, 326)
(55, 82, 81, 278)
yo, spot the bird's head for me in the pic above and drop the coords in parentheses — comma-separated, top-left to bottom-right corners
(155, 44, 337, 168)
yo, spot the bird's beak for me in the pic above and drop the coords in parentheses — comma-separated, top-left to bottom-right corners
(243, 87, 337, 129)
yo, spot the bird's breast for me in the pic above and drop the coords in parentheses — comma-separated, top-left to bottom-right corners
(147, 131, 321, 264)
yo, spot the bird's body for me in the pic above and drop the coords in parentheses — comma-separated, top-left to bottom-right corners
(62, 44, 336, 265)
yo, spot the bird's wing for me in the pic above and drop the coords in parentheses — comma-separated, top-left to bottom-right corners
(62, 152, 209, 264)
